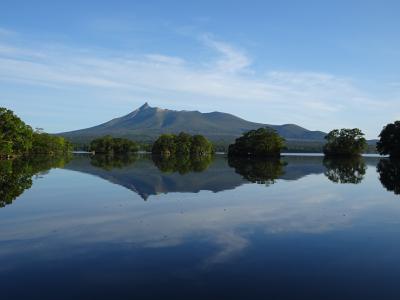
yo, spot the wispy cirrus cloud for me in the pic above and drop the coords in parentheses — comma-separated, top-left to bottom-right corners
(0, 31, 396, 136)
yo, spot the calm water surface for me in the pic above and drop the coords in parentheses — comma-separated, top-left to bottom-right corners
(1, 154, 400, 299)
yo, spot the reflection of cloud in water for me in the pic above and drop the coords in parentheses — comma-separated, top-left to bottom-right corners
(0, 156, 395, 268)
(203, 231, 249, 266)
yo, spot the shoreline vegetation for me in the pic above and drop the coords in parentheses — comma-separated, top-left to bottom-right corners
(0, 108, 72, 160)
(1, 107, 399, 160)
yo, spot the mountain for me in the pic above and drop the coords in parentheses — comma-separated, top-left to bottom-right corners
(59, 102, 327, 144)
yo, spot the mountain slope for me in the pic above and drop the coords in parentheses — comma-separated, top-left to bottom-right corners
(59, 102, 327, 143)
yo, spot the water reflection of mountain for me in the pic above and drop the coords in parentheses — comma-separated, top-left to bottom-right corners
(66, 155, 246, 200)
(65, 155, 380, 200)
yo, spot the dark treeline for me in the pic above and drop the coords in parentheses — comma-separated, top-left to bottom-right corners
(0, 108, 72, 159)
(152, 132, 214, 157)
(4, 106, 399, 160)
(90, 136, 138, 155)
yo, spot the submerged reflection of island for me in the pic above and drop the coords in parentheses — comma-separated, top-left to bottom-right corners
(323, 157, 366, 184)
(377, 159, 400, 195)
(64, 155, 380, 200)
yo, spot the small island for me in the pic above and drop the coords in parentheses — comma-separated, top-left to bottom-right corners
(323, 128, 367, 157)
(151, 132, 214, 157)
(377, 121, 400, 158)
(90, 136, 139, 155)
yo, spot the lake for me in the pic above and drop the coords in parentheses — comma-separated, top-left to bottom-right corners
(1, 154, 400, 299)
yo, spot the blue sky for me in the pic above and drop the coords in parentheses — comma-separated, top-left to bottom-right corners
(0, 0, 399, 138)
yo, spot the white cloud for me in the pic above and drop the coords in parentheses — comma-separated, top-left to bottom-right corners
(201, 35, 251, 73)
(0, 33, 396, 137)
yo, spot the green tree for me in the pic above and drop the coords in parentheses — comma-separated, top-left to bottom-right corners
(151, 132, 214, 157)
(176, 132, 192, 156)
(377, 121, 400, 158)
(151, 134, 177, 157)
(31, 132, 72, 155)
(191, 135, 214, 156)
(90, 136, 138, 155)
(228, 127, 285, 157)
(0, 107, 33, 158)
(323, 128, 367, 157)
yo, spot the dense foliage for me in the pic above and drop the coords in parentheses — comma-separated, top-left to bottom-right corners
(377, 159, 400, 195)
(323, 157, 366, 184)
(31, 132, 72, 155)
(151, 132, 214, 157)
(0, 107, 72, 158)
(323, 128, 367, 157)
(228, 128, 285, 157)
(377, 121, 400, 158)
(0, 108, 33, 157)
(90, 136, 139, 155)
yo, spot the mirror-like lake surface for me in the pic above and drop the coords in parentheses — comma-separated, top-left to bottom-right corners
(1, 154, 400, 299)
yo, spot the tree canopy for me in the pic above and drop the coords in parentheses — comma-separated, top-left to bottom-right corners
(151, 132, 214, 157)
(0, 107, 33, 157)
(228, 127, 285, 157)
(0, 107, 72, 159)
(377, 121, 400, 158)
(323, 128, 367, 157)
(31, 132, 72, 155)
(90, 136, 139, 155)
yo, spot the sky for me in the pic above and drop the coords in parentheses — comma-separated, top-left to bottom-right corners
(0, 0, 399, 138)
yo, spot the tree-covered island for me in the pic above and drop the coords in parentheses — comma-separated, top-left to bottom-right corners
(377, 121, 400, 158)
(151, 132, 214, 157)
(323, 128, 367, 157)
(228, 127, 285, 157)
(90, 136, 139, 155)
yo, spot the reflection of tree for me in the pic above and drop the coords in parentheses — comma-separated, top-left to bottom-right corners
(0, 155, 71, 208)
(228, 157, 285, 185)
(377, 159, 400, 195)
(90, 154, 138, 170)
(152, 154, 213, 174)
(323, 157, 366, 184)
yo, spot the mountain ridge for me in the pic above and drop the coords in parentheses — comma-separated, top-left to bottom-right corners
(59, 102, 327, 143)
